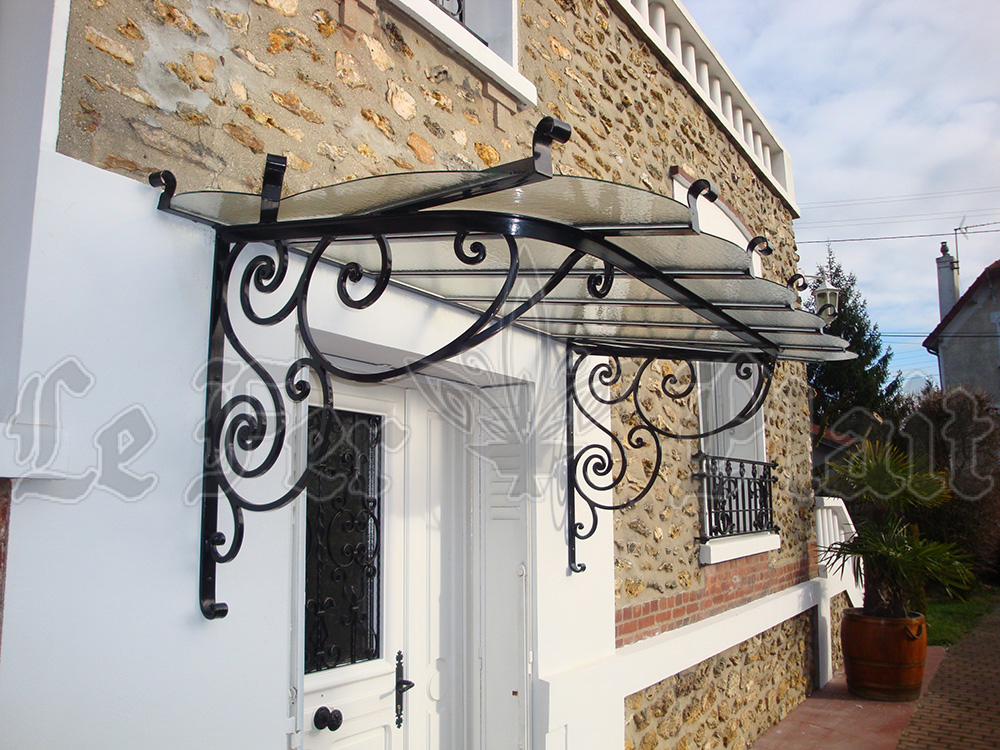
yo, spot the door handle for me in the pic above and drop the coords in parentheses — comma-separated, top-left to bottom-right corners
(395, 651, 414, 728)
(313, 706, 343, 731)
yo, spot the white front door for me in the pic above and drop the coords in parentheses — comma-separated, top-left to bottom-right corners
(296, 382, 471, 750)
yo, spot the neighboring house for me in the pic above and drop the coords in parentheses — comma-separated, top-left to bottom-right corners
(811, 423, 858, 475)
(0, 2, 856, 750)
(924, 245, 1000, 402)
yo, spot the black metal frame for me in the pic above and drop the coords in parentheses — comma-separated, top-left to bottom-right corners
(150, 118, 789, 617)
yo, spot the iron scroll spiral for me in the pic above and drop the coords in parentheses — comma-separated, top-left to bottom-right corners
(338, 235, 392, 310)
(203, 231, 523, 575)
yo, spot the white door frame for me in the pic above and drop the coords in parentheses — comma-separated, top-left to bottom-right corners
(288, 373, 534, 749)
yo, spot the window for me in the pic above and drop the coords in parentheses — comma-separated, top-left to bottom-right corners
(390, 0, 536, 106)
(696, 360, 778, 551)
(670, 175, 781, 563)
(304, 408, 383, 673)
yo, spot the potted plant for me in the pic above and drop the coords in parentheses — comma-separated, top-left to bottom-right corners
(824, 441, 973, 701)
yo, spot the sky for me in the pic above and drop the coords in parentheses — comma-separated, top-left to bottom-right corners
(682, 0, 1000, 392)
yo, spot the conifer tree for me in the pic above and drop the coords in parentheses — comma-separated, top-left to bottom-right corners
(808, 246, 904, 438)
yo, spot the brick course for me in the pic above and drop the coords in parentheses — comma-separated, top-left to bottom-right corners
(616, 545, 817, 647)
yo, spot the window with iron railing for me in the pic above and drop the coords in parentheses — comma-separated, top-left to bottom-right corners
(696, 360, 777, 549)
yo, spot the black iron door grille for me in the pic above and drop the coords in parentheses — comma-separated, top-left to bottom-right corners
(304, 408, 382, 674)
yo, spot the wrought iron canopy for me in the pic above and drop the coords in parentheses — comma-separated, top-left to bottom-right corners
(153, 121, 850, 370)
(149, 118, 852, 616)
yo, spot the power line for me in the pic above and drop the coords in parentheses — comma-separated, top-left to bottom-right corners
(799, 186, 1000, 209)
(961, 219, 1000, 230)
(882, 333, 1000, 339)
(797, 228, 1000, 244)
(796, 207, 1000, 229)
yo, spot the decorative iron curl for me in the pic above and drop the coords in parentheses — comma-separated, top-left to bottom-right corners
(787, 273, 808, 292)
(566, 349, 777, 573)
(816, 304, 838, 325)
(661, 360, 697, 400)
(587, 261, 616, 298)
(338, 235, 392, 310)
(299, 232, 520, 384)
(747, 236, 773, 255)
(200, 229, 526, 614)
(454, 232, 488, 264)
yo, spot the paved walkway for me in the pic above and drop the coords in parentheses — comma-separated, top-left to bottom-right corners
(752, 648, 944, 750)
(754, 604, 1000, 749)
(896, 606, 1000, 750)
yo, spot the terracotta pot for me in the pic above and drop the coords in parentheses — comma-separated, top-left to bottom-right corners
(841, 608, 927, 701)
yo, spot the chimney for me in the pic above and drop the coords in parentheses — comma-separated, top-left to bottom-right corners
(936, 241, 960, 319)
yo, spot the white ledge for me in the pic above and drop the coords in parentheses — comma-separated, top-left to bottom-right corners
(388, 0, 537, 107)
(699, 531, 780, 564)
(539, 579, 822, 732)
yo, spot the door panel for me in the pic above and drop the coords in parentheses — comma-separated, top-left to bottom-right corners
(475, 384, 531, 750)
(406, 391, 467, 750)
(300, 382, 472, 750)
(302, 387, 406, 750)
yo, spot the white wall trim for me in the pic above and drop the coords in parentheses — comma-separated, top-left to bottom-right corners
(539, 578, 823, 736)
(699, 531, 780, 564)
(388, 0, 537, 107)
(41, 0, 72, 152)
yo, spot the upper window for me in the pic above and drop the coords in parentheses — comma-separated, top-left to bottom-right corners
(390, 0, 537, 106)
(669, 176, 779, 562)
(697, 361, 773, 537)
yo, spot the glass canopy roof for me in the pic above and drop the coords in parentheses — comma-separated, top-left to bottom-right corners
(153, 133, 853, 368)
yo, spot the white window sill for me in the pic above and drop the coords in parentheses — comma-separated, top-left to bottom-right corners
(699, 532, 780, 564)
(389, 0, 537, 107)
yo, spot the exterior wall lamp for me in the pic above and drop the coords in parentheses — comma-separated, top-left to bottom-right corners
(788, 273, 840, 326)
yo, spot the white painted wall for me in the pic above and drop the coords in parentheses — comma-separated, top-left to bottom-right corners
(0, 7, 609, 746)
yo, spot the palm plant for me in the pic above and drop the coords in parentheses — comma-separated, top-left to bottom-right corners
(824, 441, 973, 618)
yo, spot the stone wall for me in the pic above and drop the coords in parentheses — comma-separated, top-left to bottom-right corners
(57, 0, 799, 240)
(829, 591, 852, 674)
(614, 355, 816, 642)
(624, 610, 815, 750)
(0, 478, 10, 664)
(58, 0, 529, 193)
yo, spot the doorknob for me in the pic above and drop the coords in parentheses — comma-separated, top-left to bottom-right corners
(313, 706, 343, 731)
(395, 651, 415, 728)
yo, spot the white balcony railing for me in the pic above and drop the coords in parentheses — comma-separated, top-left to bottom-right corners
(815, 495, 863, 607)
(611, 0, 799, 216)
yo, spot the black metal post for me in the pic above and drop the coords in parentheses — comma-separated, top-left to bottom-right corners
(199, 235, 231, 619)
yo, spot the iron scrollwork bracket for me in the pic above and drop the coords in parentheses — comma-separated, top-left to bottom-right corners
(151, 119, 575, 620)
(565, 346, 776, 574)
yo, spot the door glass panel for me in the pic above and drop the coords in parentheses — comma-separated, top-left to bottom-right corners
(305, 408, 382, 674)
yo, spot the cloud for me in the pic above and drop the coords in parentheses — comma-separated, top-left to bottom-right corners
(683, 0, 1000, 388)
